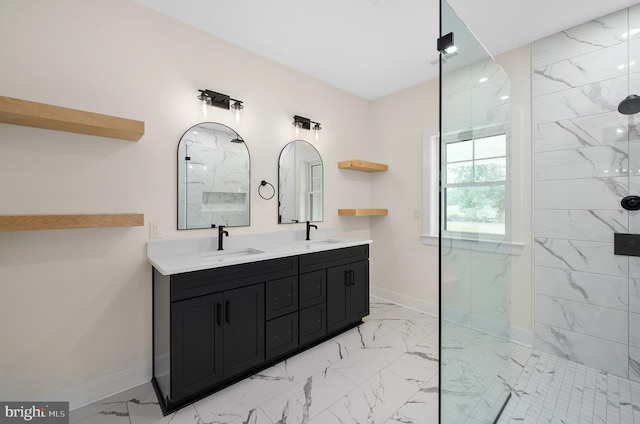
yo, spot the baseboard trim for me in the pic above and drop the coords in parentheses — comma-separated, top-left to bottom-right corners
(371, 286, 533, 347)
(371, 286, 439, 317)
(34, 360, 152, 411)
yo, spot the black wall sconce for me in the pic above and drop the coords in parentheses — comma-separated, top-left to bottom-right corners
(198, 89, 244, 121)
(293, 115, 322, 139)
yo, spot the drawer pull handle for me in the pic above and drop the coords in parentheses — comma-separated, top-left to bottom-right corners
(216, 302, 222, 326)
(225, 301, 230, 323)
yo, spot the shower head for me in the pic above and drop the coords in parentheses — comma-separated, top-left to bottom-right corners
(618, 94, 640, 115)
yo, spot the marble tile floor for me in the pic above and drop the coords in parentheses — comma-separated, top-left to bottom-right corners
(70, 298, 439, 424)
(69, 297, 640, 423)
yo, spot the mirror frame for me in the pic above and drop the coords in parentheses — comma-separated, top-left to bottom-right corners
(177, 122, 251, 230)
(277, 139, 324, 224)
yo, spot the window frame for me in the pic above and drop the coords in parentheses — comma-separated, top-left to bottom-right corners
(421, 115, 525, 255)
(442, 132, 509, 240)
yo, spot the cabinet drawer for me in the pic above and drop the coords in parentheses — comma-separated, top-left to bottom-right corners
(298, 245, 369, 274)
(266, 312, 299, 360)
(299, 270, 326, 309)
(266, 276, 298, 320)
(299, 303, 326, 346)
(171, 256, 298, 302)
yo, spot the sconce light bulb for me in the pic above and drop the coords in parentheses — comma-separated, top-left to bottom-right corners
(235, 108, 241, 123)
(201, 97, 208, 116)
(295, 126, 300, 137)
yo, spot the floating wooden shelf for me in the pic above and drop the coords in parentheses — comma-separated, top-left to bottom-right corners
(338, 160, 388, 172)
(338, 209, 388, 217)
(0, 214, 144, 231)
(0, 95, 145, 141)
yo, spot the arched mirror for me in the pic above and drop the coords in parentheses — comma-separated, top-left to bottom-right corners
(178, 122, 250, 229)
(278, 140, 323, 224)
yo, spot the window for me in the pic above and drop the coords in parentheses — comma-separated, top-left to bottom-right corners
(307, 162, 323, 221)
(443, 134, 507, 236)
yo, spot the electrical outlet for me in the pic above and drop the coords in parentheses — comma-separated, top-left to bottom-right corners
(150, 222, 161, 239)
(413, 209, 421, 220)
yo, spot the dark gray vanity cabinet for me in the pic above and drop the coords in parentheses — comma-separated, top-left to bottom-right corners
(152, 244, 369, 415)
(153, 256, 296, 413)
(299, 245, 370, 336)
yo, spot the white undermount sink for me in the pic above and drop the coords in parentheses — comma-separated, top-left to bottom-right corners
(304, 239, 342, 249)
(200, 248, 264, 262)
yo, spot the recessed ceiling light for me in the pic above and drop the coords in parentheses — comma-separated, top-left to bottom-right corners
(479, 77, 488, 83)
(501, 95, 509, 100)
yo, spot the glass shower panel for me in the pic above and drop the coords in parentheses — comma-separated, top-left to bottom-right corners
(439, 1, 513, 422)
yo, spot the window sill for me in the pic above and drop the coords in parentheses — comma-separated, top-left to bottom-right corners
(421, 234, 524, 256)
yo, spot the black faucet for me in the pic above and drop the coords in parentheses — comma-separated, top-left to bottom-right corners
(217, 225, 229, 250)
(306, 221, 318, 241)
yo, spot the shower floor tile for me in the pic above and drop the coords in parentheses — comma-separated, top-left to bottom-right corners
(71, 297, 640, 423)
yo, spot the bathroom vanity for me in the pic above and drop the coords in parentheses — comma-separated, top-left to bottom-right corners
(147, 235, 371, 414)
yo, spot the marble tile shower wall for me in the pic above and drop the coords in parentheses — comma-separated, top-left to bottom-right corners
(533, 4, 640, 381)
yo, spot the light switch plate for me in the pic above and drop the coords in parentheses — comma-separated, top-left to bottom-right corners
(150, 222, 161, 239)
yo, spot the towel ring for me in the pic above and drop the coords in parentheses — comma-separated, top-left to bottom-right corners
(258, 180, 275, 200)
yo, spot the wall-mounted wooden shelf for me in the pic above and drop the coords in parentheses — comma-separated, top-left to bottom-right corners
(0, 95, 145, 141)
(0, 214, 144, 231)
(338, 209, 388, 217)
(338, 160, 388, 172)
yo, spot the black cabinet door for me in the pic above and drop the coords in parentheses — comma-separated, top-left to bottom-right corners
(171, 293, 224, 402)
(222, 284, 265, 377)
(326, 264, 351, 333)
(326, 261, 370, 333)
(349, 260, 370, 322)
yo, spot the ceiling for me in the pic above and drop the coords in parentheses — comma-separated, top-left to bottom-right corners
(133, 0, 640, 100)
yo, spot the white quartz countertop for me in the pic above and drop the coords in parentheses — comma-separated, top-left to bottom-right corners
(147, 231, 372, 275)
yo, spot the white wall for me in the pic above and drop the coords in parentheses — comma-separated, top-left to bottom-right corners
(0, 0, 374, 403)
(368, 79, 440, 314)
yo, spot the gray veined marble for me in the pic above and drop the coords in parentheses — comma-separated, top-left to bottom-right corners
(533, 8, 628, 68)
(535, 112, 633, 153)
(328, 370, 419, 424)
(260, 369, 356, 424)
(534, 176, 627, 210)
(535, 145, 629, 181)
(534, 323, 628, 377)
(535, 294, 628, 344)
(534, 209, 627, 242)
(534, 238, 628, 276)
(535, 75, 629, 124)
(534, 42, 628, 97)
(535, 265, 628, 310)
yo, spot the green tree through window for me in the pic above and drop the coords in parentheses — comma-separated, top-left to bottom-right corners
(444, 134, 506, 235)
